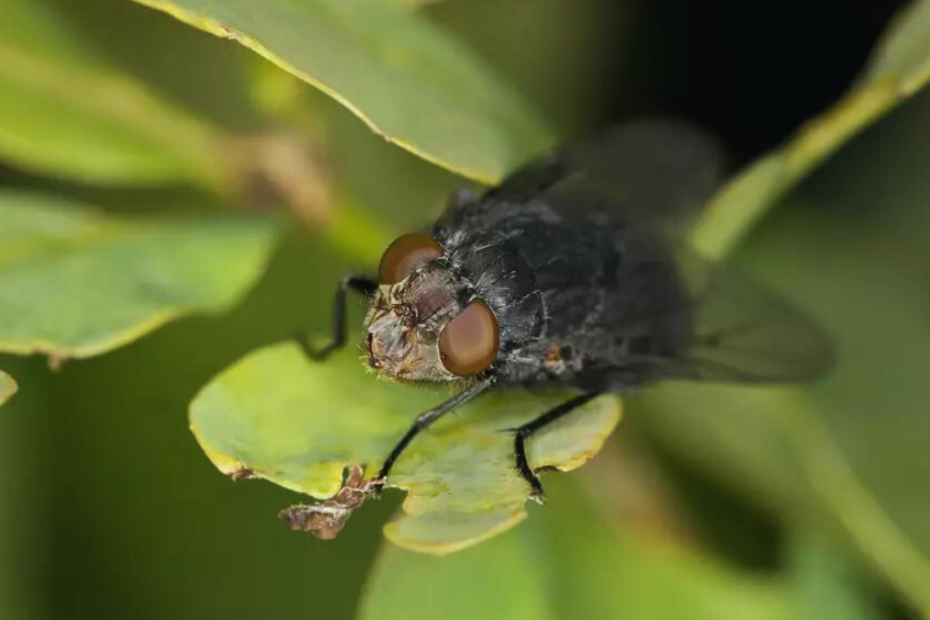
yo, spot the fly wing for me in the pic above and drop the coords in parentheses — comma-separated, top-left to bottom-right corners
(641, 251, 834, 383)
(485, 120, 727, 239)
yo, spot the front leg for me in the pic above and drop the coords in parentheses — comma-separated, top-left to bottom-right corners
(297, 274, 377, 360)
(372, 377, 496, 492)
(512, 391, 603, 504)
(281, 380, 491, 538)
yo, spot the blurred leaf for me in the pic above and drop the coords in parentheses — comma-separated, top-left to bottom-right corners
(638, 3, 930, 613)
(0, 359, 48, 620)
(360, 525, 553, 620)
(127, 0, 554, 184)
(860, 0, 930, 91)
(47, 0, 263, 132)
(361, 479, 797, 620)
(0, 370, 15, 409)
(376, 0, 443, 8)
(0, 0, 229, 186)
(427, 0, 631, 137)
(190, 342, 620, 553)
(691, 0, 930, 259)
(787, 532, 882, 620)
(643, 200, 930, 614)
(6, 235, 394, 620)
(0, 191, 280, 360)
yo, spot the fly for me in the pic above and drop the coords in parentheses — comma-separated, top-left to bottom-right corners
(284, 121, 832, 537)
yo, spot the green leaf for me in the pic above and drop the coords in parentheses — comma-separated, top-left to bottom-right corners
(691, 0, 930, 259)
(0, 0, 228, 186)
(127, 0, 554, 184)
(0, 370, 16, 409)
(190, 342, 620, 553)
(361, 479, 799, 620)
(787, 532, 883, 620)
(641, 209, 930, 614)
(860, 0, 930, 92)
(360, 525, 554, 620)
(0, 191, 280, 360)
(362, 483, 881, 620)
(376, 0, 443, 8)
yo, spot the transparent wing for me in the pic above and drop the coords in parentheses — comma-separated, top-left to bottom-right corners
(485, 120, 727, 240)
(621, 250, 834, 384)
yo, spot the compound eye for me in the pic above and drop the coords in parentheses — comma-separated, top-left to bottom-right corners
(378, 233, 444, 284)
(439, 299, 499, 376)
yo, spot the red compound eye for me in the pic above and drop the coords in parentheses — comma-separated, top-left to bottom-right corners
(378, 233, 444, 284)
(438, 299, 499, 376)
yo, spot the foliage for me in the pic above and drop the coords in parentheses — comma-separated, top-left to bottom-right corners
(127, 0, 553, 184)
(691, 0, 930, 259)
(0, 191, 279, 361)
(0, 0, 229, 186)
(181, 0, 930, 576)
(361, 479, 880, 620)
(0, 370, 15, 410)
(1, 0, 929, 619)
(191, 343, 619, 552)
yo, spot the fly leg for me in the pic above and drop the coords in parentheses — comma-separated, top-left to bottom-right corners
(371, 378, 495, 493)
(281, 380, 493, 538)
(512, 391, 603, 504)
(296, 275, 377, 360)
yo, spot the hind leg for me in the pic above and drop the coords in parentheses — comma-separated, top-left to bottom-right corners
(512, 392, 603, 504)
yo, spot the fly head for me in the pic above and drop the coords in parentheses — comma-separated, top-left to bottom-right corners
(365, 233, 501, 383)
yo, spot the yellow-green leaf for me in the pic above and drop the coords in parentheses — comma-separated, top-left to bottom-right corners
(0, 370, 16, 409)
(190, 342, 619, 553)
(127, 0, 554, 184)
(860, 0, 930, 92)
(691, 0, 930, 259)
(0, 191, 280, 360)
(0, 0, 228, 186)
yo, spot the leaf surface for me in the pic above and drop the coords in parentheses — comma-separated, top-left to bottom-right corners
(0, 370, 15, 409)
(190, 342, 620, 553)
(128, 0, 554, 184)
(0, 192, 279, 360)
(0, 0, 227, 186)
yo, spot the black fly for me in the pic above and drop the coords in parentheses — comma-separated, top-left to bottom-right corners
(292, 121, 832, 521)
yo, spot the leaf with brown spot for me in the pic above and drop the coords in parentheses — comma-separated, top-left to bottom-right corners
(190, 342, 620, 553)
